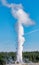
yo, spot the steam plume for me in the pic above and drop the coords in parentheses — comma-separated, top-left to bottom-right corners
(1, 0, 35, 63)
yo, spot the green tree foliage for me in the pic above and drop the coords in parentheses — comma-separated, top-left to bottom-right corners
(0, 51, 39, 64)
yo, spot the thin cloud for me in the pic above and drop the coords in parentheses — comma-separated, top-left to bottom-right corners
(26, 29, 39, 35)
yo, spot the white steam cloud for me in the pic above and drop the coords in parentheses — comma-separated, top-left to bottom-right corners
(1, 0, 35, 63)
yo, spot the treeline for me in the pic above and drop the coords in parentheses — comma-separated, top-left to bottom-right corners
(23, 51, 39, 62)
(0, 51, 39, 65)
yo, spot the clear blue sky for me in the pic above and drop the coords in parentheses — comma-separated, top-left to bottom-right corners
(0, 0, 39, 52)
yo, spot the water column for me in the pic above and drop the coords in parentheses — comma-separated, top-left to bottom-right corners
(17, 22, 25, 63)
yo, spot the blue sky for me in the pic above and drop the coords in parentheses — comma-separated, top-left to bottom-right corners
(0, 0, 39, 52)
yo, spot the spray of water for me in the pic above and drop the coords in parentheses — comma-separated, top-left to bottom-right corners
(1, 0, 35, 63)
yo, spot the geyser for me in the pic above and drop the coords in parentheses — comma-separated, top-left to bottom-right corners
(16, 22, 25, 63)
(1, 0, 35, 63)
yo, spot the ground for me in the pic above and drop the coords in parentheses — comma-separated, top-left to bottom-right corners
(6, 63, 39, 65)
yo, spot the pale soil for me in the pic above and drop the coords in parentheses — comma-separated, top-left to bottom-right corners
(6, 63, 39, 65)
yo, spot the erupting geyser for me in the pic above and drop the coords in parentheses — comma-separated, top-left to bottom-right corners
(15, 9, 35, 63)
(17, 22, 25, 63)
(1, 0, 35, 63)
